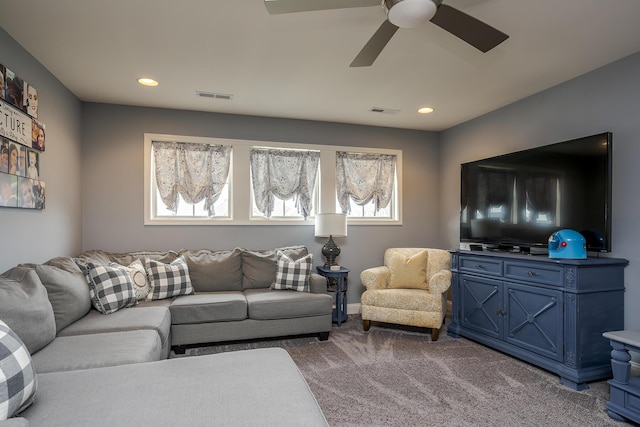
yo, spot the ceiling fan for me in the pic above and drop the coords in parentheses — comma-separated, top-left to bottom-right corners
(264, 0, 509, 67)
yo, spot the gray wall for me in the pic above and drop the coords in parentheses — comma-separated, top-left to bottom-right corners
(81, 103, 441, 304)
(440, 51, 640, 328)
(0, 28, 83, 272)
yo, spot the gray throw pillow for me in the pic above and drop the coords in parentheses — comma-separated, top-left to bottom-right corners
(242, 246, 308, 290)
(35, 262, 91, 333)
(0, 266, 56, 354)
(108, 250, 179, 267)
(73, 250, 114, 274)
(179, 248, 242, 292)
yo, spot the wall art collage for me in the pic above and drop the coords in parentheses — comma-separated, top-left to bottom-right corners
(0, 62, 46, 209)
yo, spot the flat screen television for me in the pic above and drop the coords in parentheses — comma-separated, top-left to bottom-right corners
(460, 132, 612, 253)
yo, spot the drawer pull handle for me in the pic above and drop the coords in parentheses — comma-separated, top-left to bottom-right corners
(527, 271, 536, 277)
(475, 264, 484, 269)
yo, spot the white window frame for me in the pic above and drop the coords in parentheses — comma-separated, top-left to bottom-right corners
(144, 133, 402, 226)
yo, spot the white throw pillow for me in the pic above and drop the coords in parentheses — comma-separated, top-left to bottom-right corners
(111, 260, 149, 301)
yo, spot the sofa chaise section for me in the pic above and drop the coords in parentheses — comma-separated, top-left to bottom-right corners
(56, 305, 172, 358)
(31, 329, 163, 373)
(18, 348, 329, 427)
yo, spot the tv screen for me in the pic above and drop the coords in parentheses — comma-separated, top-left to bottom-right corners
(460, 132, 612, 253)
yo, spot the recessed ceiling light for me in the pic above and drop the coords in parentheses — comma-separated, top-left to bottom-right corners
(137, 77, 159, 87)
(418, 107, 434, 114)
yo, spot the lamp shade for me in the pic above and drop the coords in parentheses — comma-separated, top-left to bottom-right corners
(315, 213, 347, 237)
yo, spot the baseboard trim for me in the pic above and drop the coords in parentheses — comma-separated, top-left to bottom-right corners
(347, 303, 361, 315)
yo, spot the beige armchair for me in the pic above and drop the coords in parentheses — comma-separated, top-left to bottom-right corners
(360, 248, 452, 341)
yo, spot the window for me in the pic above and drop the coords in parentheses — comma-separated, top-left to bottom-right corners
(335, 151, 397, 220)
(150, 140, 231, 219)
(144, 134, 402, 225)
(343, 198, 392, 218)
(250, 147, 320, 219)
(154, 191, 229, 218)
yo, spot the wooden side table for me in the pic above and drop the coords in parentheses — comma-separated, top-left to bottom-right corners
(602, 330, 640, 424)
(316, 266, 349, 326)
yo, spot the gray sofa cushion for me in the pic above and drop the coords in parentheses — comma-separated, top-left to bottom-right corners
(179, 248, 243, 292)
(309, 273, 329, 294)
(31, 330, 162, 374)
(35, 259, 91, 333)
(83, 249, 179, 265)
(0, 267, 55, 354)
(21, 348, 328, 427)
(57, 306, 171, 354)
(242, 245, 308, 289)
(169, 293, 247, 324)
(136, 299, 173, 308)
(75, 250, 179, 273)
(0, 418, 29, 426)
(245, 288, 332, 320)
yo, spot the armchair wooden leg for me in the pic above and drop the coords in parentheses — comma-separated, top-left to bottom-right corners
(363, 319, 371, 331)
(431, 327, 440, 341)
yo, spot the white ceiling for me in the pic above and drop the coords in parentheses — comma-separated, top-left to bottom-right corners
(2, 0, 640, 131)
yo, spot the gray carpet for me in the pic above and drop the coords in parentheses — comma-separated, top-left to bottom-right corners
(173, 316, 630, 426)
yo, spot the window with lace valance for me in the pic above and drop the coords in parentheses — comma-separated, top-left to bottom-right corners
(250, 148, 320, 219)
(152, 141, 231, 217)
(336, 151, 396, 216)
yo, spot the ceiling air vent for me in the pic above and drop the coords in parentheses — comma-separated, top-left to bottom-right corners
(370, 107, 400, 114)
(196, 91, 233, 100)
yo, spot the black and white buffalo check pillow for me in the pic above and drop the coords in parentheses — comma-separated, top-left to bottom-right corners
(86, 263, 138, 315)
(271, 251, 313, 292)
(145, 256, 194, 301)
(1, 320, 37, 420)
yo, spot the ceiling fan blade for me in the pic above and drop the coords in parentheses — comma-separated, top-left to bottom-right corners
(350, 20, 399, 67)
(264, 0, 379, 14)
(430, 4, 508, 53)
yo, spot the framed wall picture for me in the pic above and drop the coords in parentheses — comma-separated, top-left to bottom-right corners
(0, 172, 18, 207)
(0, 61, 45, 210)
(32, 120, 45, 151)
(0, 139, 8, 173)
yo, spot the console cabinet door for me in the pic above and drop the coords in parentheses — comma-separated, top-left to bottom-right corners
(504, 282, 564, 362)
(459, 274, 503, 339)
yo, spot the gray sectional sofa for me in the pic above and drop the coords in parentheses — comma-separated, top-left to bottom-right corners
(0, 246, 331, 426)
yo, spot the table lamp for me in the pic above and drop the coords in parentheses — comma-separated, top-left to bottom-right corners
(314, 213, 347, 269)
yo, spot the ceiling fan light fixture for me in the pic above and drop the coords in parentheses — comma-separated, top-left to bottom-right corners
(385, 0, 437, 28)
